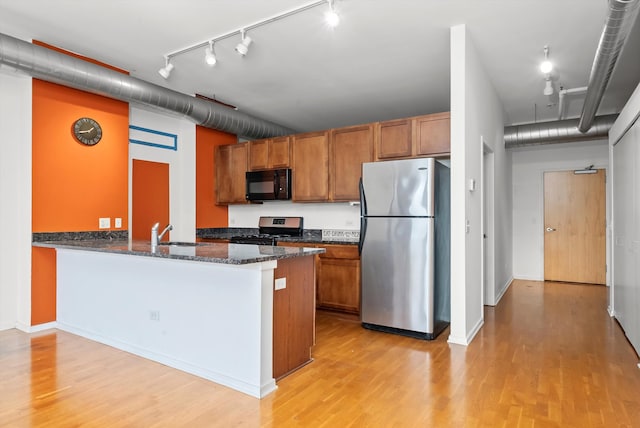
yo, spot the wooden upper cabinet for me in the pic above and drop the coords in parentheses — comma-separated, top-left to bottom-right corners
(374, 112, 450, 160)
(414, 112, 450, 157)
(330, 124, 374, 201)
(292, 131, 329, 202)
(375, 118, 413, 160)
(215, 143, 248, 205)
(248, 136, 291, 171)
(269, 136, 291, 169)
(248, 139, 269, 171)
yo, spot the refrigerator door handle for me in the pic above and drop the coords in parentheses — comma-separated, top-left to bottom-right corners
(358, 216, 367, 255)
(359, 177, 367, 216)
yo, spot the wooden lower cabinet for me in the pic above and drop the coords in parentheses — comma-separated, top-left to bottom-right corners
(278, 242, 361, 316)
(272, 255, 316, 380)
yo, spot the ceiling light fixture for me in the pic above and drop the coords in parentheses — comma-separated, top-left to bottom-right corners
(158, 56, 174, 79)
(205, 41, 217, 66)
(235, 30, 252, 57)
(325, 0, 340, 27)
(540, 45, 553, 74)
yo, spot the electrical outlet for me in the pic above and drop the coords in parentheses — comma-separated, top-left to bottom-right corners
(275, 277, 286, 290)
(115, 218, 122, 228)
(149, 310, 160, 321)
(99, 217, 111, 229)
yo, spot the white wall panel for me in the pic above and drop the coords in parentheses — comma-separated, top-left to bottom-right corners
(0, 71, 32, 331)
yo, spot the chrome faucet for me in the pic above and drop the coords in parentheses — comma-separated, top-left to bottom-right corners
(151, 222, 173, 248)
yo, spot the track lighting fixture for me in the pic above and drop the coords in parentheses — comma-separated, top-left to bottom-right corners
(235, 30, 252, 56)
(205, 41, 217, 66)
(540, 45, 553, 74)
(158, 57, 174, 79)
(159, 0, 341, 74)
(325, 0, 340, 28)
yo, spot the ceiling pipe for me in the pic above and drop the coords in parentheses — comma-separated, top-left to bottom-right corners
(504, 114, 618, 148)
(0, 32, 294, 139)
(578, 0, 640, 133)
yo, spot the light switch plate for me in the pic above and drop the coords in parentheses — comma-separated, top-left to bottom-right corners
(115, 218, 122, 228)
(99, 217, 111, 229)
(275, 277, 286, 290)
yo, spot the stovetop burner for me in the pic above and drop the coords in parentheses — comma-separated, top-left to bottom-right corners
(230, 216, 304, 245)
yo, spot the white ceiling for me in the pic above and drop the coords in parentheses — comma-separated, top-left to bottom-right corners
(1, 0, 639, 133)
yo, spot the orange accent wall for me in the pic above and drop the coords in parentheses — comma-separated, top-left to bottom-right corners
(196, 126, 236, 227)
(31, 248, 57, 325)
(32, 79, 129, 232)
(132, 160, 170, 241)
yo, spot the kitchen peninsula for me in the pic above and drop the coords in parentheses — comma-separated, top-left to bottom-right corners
(32, 239, 324, 398)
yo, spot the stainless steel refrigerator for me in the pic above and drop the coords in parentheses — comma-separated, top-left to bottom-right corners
(359, 157, 450, 340)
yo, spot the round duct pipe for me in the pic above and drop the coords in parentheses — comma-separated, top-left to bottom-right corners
(578, 0, 640, 133)
(0, 32, 294, 140)
(504, 114, 618, 148)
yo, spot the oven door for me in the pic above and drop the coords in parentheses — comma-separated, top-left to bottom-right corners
(245, 169, 291, 201)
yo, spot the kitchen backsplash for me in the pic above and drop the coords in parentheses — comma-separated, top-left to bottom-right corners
(322, 229, 360, 241)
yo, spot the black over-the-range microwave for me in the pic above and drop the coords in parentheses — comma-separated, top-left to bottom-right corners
(245, 168, 292, 201)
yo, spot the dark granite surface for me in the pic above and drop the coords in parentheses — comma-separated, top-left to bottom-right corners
(32, 239, 325, 265)
(33, 231, 128, 242)
(196, 228, 358, 245)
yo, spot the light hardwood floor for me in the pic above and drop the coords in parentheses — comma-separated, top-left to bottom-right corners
(2, 280, 640, 427)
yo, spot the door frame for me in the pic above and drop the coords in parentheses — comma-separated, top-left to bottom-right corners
(540, 166, 610, 286)
(482, 140, 496, 306)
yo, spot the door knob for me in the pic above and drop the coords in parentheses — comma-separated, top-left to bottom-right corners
(546, 227, 556, 232)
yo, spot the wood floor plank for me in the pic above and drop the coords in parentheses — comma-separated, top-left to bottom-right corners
(1, 280, 640, 427)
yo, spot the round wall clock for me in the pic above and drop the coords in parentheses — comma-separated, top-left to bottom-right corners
(73, 117, 103, 146)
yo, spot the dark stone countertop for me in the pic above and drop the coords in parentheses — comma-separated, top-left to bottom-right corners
(32, 239, 325, 265)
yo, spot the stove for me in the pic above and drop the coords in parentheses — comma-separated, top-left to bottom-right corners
(229, 217, 303, 245)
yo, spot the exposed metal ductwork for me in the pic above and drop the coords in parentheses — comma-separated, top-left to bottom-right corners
(0, 32, 294, 139)
(578, 0, 640, 133)
(504, 114, 618, 148)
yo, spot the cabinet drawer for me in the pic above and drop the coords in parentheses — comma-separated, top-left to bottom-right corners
(321, 244, 359, 259)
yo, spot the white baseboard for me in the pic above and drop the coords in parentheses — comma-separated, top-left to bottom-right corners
(447, 317, 485, 346)
(512, 275, 543, 281)
(494, 277, 514, 305)
(23, 321, 58, 333)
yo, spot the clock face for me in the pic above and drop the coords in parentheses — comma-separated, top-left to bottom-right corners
(73, 117, 102, 146)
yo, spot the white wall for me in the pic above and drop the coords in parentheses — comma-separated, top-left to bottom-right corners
(450, 25, 510, 345)
(229, 202, 360, 230)
(129, 107, 196, 242)
(511, 140, 609, 281)
(0, 71, 32, 331)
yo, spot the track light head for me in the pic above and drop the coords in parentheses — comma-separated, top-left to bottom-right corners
(205, 41, 217, 66)
(235, 30, 252, 56)
(158, 57, 174, 79)
(325, 0, 340, 27)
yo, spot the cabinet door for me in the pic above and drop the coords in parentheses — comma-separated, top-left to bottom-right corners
(317, 257, 361, 314)
(330, 124, 374, 201)
(248, 139, 269, 171)
(414, 112, 450, 156)
(269, 136, 290, 169)
(375, 118, 413, 160)
(292, 131, 329, 202)
(215, 143, 248, 204)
